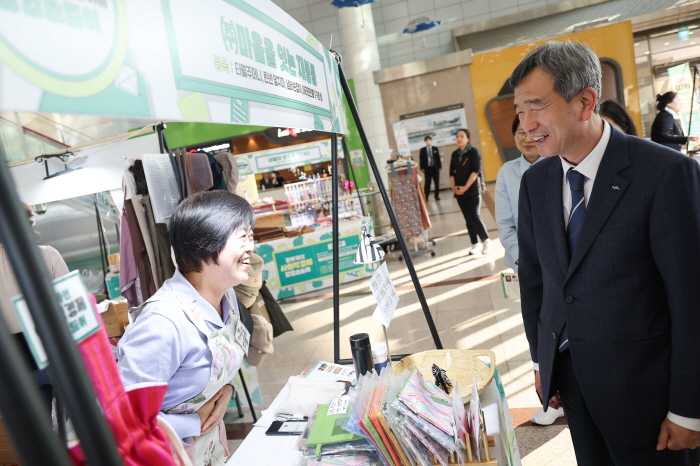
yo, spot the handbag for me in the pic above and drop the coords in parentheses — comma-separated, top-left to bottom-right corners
(259, 281, 294, 338)
(353, 225, 384, 264)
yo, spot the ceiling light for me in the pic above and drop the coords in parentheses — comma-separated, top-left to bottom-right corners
(645, 51, 650, 54)
(634, 42, 640, 46)
(664, 42, 670, 45)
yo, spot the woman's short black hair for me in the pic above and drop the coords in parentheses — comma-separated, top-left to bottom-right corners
(511, 115, 521, 135)
(656, 91, 677, 112)
(169, 191, 255, 273)
(600, 100, 638, 136)
(456, 128, 470, 139)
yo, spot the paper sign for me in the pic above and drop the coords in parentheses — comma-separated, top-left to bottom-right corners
(452, 383, 468, 463)
(327, 396, 350, 415)
(501, 273, 520, 299)
(468, 376, 482, 461)
(12, 271, 101, 370)
(368, 262, 399, 327)
(304, 361, 356, 383)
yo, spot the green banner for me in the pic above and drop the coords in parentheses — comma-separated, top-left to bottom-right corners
(274, 234, 361, 287)
(0, 0, 347, 133)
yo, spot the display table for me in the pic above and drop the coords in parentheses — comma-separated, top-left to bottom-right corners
(256, 218, 374, 300)
(228, 369, 521, 465)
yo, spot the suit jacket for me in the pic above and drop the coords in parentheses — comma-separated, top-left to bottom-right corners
(419, 146, 441, 170)
(651, 110, 687, 151)
(518, 127, 700, 447)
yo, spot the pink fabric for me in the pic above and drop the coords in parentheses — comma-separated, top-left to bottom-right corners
(68, 295, 177, 466)
(415, 177, 431, 230)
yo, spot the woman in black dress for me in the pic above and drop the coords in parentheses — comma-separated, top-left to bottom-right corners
(650, 91, 698, 151)
(450, 128, 491, 255)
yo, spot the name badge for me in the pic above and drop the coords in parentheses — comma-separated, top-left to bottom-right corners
(234, 318, 250, 356)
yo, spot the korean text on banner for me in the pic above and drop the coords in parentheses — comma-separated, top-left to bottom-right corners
(0, 0, 347, 133)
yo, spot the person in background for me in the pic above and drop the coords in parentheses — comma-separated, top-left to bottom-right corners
(600, 100, 638, 136)
(450, 128, 491, 255)
(419, 135, 442, 200)
(513, 40, 700, 464)
(651, 91, 699, 151)
(0, 204, 69, 413)
(495, 116, 564, 425)
(260, 172, 275, 190)
(273, 171, 284, 187)
(118, 191, 254, 466)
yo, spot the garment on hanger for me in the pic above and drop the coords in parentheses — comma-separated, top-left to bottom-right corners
(416, 183, 431, 230)
(131, 194, 159, 292)
(184, 152, 214, 196)
(120, 161, 143, 307)
(214, 152, 240, 194)
(141, 195, 175, 286)
(390, 164, 424, 237)
(123, 199, 156, 302)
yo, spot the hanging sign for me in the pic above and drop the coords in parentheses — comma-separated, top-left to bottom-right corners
(236, 138, 344, 175)
(0, 0, 347, 134)
(12, 271, 102, 370)
(368, 262, 399, 328)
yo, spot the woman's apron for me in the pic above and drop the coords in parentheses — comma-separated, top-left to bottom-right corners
(135, 291, 245, 466)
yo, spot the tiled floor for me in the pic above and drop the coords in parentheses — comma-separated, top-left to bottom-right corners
(228, 188, 577, 465)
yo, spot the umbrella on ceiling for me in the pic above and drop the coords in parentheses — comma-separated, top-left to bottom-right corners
(403, 17, 441, 48)
(331, 0, 376, 28)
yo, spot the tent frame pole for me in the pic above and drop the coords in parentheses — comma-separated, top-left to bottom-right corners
(0, 159, 123, 466)
(331, 55, 442, 365)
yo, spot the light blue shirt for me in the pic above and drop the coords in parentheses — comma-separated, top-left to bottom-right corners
(117, 269, 239, 440)
(495, 154, 541, 271)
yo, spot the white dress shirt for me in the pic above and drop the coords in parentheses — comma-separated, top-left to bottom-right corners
(495, 154, 541, 271)
(535, 121, 700, 431)
(560, 121, 610, 228)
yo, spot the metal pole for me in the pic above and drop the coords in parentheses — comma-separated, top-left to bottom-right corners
(238, 369, 257, 423)
(336, 63, 443, 350)
(0, 160, 123, 466)
(340, 137, 366, 217)
(332, 132, 341, 364)
(0, 316, 72, 466)
(687, 65, 698, 153)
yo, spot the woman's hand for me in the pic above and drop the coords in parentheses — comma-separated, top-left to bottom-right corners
(200, 385, 234, 434)
(454, 185, 466, 195)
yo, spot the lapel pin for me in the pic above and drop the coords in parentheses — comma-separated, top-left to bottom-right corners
(612, 186, 620, 190)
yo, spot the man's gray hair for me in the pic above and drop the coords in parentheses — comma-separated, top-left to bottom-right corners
(509, 40, 602, 113)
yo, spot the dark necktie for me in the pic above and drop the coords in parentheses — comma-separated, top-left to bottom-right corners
(428, 148, 433, 166)
(560, 168, 586, 352)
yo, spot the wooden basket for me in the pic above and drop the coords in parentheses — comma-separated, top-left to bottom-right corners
(392, 349, 496, 404)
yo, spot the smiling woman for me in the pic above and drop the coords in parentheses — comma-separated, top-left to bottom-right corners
(118, 191, 255, 466)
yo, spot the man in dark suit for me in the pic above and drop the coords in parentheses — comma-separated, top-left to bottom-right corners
(419, 136, 441, 200)
(512, 41, 700, 465)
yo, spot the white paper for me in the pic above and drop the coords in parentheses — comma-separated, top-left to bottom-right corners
(304, 361, 356, 383)
(501, 273, 521, 299)
(141, 154, 180, 224)
(452, 383, 468, 463)
(468, 376, 482, 461)
(327, 396, 349, 416)
(368, 262, 399, 328)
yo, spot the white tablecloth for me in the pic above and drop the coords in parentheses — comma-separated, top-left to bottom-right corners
(228, 375, 521, 465)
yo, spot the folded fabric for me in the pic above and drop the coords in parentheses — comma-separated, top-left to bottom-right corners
(244, 314, 273, 366)
(275, 377, 345, 418)
(234, 287, 257, 309)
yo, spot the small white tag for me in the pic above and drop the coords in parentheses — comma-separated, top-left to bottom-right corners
(234, 318, 250, 356)
(327, 396, 349, 415)
(257, 300, 265, 308)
